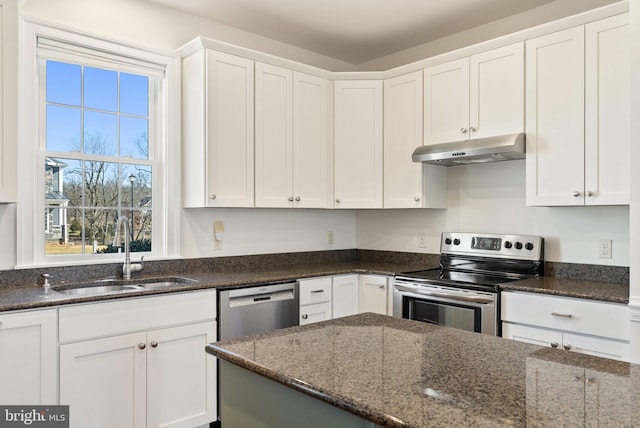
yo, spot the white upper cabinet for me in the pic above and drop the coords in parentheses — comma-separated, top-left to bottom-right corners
(526, 14, 629, 206)
(0, 0, 17, 203)
(255, 63, 331, 208)
(293, 72, 332, 208)
(383, 71, 447, 208)
(182, 49, 254, 207)
(584, 14, 630, 205)
(424, 43, 524, 145)
(334, 80, 383, 209)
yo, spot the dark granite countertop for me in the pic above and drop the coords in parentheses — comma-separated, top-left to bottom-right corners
(501, 276, 629, 304)
(207, 313, 639, 427)
(0, 260, 430, 313)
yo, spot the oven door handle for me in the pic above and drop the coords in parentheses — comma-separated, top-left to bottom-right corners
(394, 284, 494, 304)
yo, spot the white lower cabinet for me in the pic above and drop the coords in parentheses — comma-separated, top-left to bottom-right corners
(358, 275, 390, 315)
(332, 274, 359, 319)
(501, 291, 630, 361)
(0, 309, 57, 404)
(59, 291, 217, 428)
(299, 276, 332, 325)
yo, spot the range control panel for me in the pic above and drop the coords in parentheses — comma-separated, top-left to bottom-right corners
(441, 232, 544, 261)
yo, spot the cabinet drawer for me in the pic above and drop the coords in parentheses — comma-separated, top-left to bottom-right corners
(299, 302, 332, 325)
(59, 290, 216, 343)
(501, 292, 628, 340)
(299, 277, 332, 305)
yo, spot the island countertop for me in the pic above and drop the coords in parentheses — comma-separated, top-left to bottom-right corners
(206, 313, 639, 427)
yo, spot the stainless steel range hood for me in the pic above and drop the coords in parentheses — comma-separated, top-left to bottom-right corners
(412, 133, 525, 166)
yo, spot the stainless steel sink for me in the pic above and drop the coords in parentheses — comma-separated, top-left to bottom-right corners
(53, 277, 197, 296)
(54, 284, 144, 295)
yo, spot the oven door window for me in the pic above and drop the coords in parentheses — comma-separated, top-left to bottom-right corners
(404, 297, 481, 333)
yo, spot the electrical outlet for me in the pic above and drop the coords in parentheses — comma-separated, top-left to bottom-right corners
(598, 239, 612, 259)
(328, 230, 334, 245)
(418, 232, 427, 248)
(213, 221, 224, 250)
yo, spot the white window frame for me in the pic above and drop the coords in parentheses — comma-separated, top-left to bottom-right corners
(18, 19, 181, 268)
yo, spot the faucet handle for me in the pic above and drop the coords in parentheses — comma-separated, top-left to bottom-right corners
(41, 273, 51, 289)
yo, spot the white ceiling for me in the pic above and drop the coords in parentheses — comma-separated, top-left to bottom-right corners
(144, 0, 558, 65)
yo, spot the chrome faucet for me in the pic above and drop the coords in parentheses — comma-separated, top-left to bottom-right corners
(113, 216, 144, 280)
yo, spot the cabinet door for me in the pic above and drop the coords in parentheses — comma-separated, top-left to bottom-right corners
(299, 302, 332, 325)
(502, 322, 562, 349)
(255, 62, 293, 208)
(585, 14, 630, 205)
(424, 57, 469, 145)
(0, 0, 17, 202)
(60, 332, 147, 428)
(562, 331, 629, 361)
(0, 309, 57, 404)
(526, 26, 585, 206)
(358, 275, 388, 315)
(332, 274, 359, 319)
(293, 72, 331, 208)
(147, 322, 216, 428)
(334, 80, 383, 208)
(206, 50, 254, 207)
(384, 71, 433, 209)
(470, 43, 524, 139)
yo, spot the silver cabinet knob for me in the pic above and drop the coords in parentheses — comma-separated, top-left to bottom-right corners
(302, 314, 308, 320)
(288, 196, 294, 202)
(586, 191, 593, 197)
(469, 127, 477, 132)
(573, 375, 583, 382)
(138, 343, 146, 350)
(414, 196, 420, 202)
(586, 377, 596, 386)
(460, 128, 468, 133)
(295, 196, 301, 202)
(210, 194, 217, 200)
(150, 341, 158, 348)
(378, 284, 385, 289)
(563, 344, 572, 351)
(335, 199, 341, 204)
(572, 191, 581, 197)
(550, 341, 559, 348)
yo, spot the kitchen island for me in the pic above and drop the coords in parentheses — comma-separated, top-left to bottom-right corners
(206, 313, 639, 427)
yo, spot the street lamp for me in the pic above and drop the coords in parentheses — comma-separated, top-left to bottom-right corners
(128, 174, 136, 239)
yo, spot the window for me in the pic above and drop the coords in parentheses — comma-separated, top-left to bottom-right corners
(42, 60, 155, 256)
(18, 22, 179, 267)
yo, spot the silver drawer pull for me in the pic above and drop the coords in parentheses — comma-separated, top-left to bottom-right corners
(550, 341, 559, 348)
(551, 312, 573, 318)
(302, 314, 308, 319)
(311, 290, 324, 294)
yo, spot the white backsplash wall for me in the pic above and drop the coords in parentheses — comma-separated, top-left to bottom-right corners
(356, 160, 630, 266)
(181, 208, 356, 258)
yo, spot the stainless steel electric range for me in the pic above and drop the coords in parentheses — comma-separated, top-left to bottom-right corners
(393, 232, 544, 336)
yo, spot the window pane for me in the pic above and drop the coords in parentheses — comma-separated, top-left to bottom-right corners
(84, 67, 117, 111)
(120, 116, 149, 159)
(83, 160, 119, 208)
(84, 208, 118, 252)
(84, 111, 117, 156)
(44, 207, 85, 256)
(46, 61, 81, 106)
(45, 158, 82, 207)
(122, 164, 152, 209)
(120, 73, 148, 116)
(131, 209, 152, 252)
(46, 105, 81, 152)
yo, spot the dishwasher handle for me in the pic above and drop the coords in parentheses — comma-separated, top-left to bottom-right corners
(228, 285, 297, 308)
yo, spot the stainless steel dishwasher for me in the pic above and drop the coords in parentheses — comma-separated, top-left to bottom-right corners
(218, 281, 299, 340)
